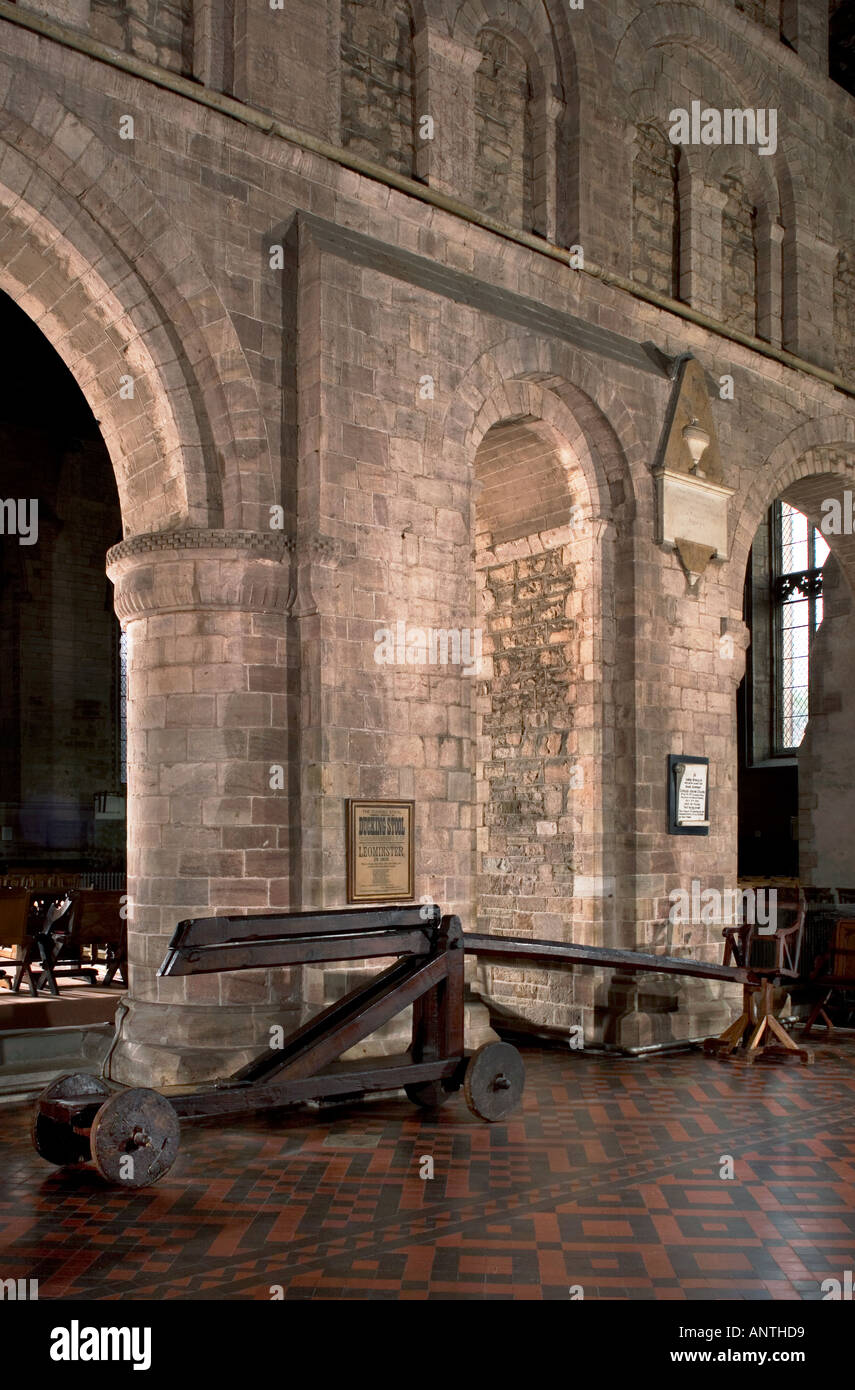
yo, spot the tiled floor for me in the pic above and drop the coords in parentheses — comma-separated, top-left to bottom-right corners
(1, 1038, 854, 1300)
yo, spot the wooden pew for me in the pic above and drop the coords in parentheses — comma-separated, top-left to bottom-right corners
(802, 919, 855, 1038)
(36, 890, 127, 992)
(0, 889, 50, 994)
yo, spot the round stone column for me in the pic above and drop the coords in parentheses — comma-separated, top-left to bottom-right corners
(104, 531, 297, 1089)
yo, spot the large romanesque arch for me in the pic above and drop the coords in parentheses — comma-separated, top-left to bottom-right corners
(0, 81, 273, 534)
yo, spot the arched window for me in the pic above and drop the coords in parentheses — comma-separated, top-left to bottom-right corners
(631, 124, 680, 298)
(340, 0, 416, 177)
(771, 502, 828, 751)
(744, 501, 828, 762)
(472, 29, 536, 232)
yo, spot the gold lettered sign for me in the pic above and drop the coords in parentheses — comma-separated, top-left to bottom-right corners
(346, 799, 415, 903)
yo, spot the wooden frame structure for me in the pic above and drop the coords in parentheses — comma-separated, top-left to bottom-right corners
(31, 903, 797, 1188)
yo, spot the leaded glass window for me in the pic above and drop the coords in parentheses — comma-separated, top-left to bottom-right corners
(772, 501, 828, 752)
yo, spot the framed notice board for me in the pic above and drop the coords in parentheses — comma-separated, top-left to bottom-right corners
(667, 754, 710, 836)
(346, 799, 415, 902)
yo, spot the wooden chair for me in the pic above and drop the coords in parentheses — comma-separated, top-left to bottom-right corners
(801, 918, 855, 1038)
(704, 889, 811, 1064)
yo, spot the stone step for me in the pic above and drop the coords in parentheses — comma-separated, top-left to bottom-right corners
(0, 1023, 114, 1102)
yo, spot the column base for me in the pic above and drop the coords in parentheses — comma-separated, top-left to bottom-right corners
(103, 997, 304, 1089)
(103, 990, 498, 1090)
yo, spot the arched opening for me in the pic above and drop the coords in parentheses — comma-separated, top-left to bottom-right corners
(0, 289, 126, 1030)
(737, 470, 855, 1030)
(471, 413, 595, 1033)
(632, 124, 680, 299)
(340, 0, 417, 177)
(721, 170, 759, 336)
(738, 496, 829, 880)
(472, 28, 538, 234)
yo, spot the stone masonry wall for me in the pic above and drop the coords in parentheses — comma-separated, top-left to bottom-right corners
(4, 2, 855, 1074)
(472, 28, 534, 233)
(733, 0, 780, 33)
(475, 542, 579, 1027)
(632, 124, 680, 299)
(89, 0, 193, 75)
(340, 0, 415, 177)
(834, 246, 855, 382)
(720, 171, 758, 337)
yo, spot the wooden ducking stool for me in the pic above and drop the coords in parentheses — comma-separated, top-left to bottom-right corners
(31, 905, 527, 1188)
(30, 902, 785, 1188)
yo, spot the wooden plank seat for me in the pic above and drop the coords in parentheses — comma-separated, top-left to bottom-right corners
(704, 889, 812, 1064)
(801, 919, 855, 1038)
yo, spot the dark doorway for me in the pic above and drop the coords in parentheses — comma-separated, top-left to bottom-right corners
(0, 291, 125, 879)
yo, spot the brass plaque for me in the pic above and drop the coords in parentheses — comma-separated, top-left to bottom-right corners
(346, 799, 415, 903)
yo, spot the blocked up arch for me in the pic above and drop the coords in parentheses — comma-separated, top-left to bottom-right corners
(433, 334, 644, 529)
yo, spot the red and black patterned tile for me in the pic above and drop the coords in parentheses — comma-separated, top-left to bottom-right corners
(1, 1040, 854, 1300)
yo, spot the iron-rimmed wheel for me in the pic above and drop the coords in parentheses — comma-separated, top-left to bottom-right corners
(463, 1042, 525, 1122)
(90, 1088, 180, 1188)
(405, 1079, 454, 1109)
(32, 1072, 111, 1167)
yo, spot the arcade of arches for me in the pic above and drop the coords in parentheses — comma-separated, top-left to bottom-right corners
(1, 0, 855, 1099)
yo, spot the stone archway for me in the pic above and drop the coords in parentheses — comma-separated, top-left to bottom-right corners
(471, 410, 595, 1035)
(731, 438, 855, 901)
(0, 131, 298, 1087)
(447, 364, 638, 1043)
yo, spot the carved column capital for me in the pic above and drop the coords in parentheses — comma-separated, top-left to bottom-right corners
(106, 530, 294, 623)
